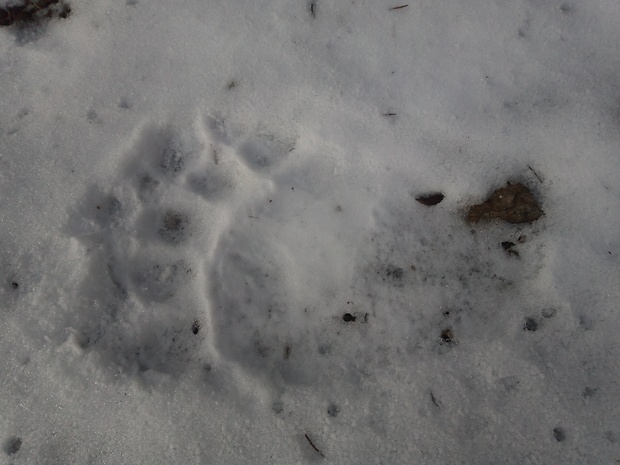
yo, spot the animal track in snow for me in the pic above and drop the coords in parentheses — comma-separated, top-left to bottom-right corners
(65, 112, 308, 382)
(65, 118, 238, 378)
(66, 111, 560, 402)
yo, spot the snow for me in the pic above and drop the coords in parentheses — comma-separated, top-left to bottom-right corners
(1, 0, 619, 463)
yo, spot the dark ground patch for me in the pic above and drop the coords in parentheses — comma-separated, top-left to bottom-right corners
(4, 436, 22, 455)
(327, 403, 340, 417)
(553, 427, 566, 442)
(0, 0, 70, 27)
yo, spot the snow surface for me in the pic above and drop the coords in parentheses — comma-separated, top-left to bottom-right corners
(1, 0, 620, 463)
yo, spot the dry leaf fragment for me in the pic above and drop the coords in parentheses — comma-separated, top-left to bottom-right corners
(466, 182, 542, 224)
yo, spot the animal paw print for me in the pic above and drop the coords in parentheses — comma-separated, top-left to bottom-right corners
(67, 111, 366, 389)
(202, 113, 296, 174)
(65, 117, 253, 378)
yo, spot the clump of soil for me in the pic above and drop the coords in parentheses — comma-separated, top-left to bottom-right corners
(553, 427, 566, 442)
(0, 0, 71, 27)
(523, 317, 538, 332)
(501, 241, 519, 257)
(440, 328, 455, 344)
(466, 182, 543, 224)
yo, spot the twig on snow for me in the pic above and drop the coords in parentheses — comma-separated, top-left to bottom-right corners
(305, 433, 325, 458)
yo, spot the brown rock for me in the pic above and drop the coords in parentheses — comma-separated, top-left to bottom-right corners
(416, 193, 444, 206)
(466, 182, 543, 224)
